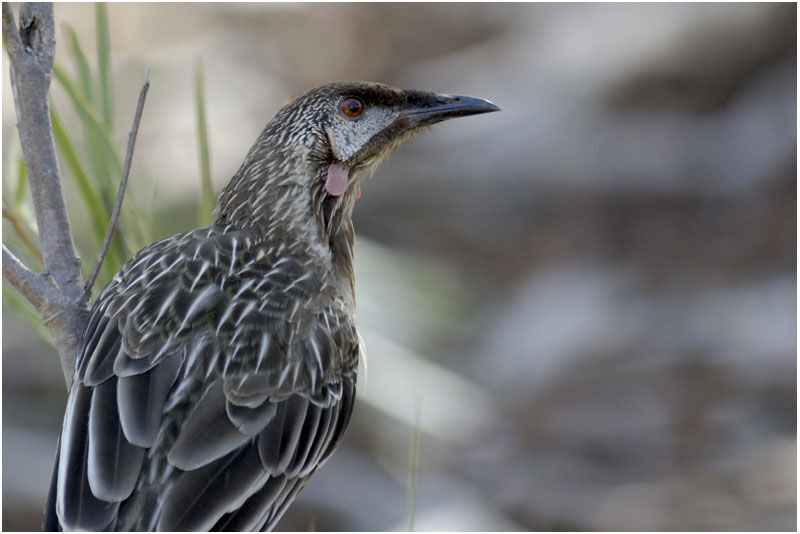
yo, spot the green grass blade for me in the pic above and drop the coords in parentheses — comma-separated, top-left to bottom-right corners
(2, 281, 54, 345)
(1, 218, 41, 272)
(53, 63, 124, 253)
(194, 59, 214, 225)
(50, 106, 131, 278)
(66, 25, 94, 103)
(146, 180, 161, 240)
(2, 140, 18, 199)
(96, 3, 113, 131)
(52, 64, 123, 183)
(51, 107, 110, 236)
(51, 107, 125, 280)
(2, 137, 28, 209)
(14, 154, 28, 208)
(67, 19, 115, 215)
(52, 65, 148, 261)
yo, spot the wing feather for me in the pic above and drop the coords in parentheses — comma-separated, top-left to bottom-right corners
(57, 385, 120, 530)
(296, 399, 339, 477)
(226, 399, 278, 436)
(209, 377, 355, 531)
(87, 378, 146, 501)
(117, 352, 182, 447)
(158, 446, 268, 531)
(81, 316, 121, 387)
(84, 336, 121, 387)
(257, 395, 309, 475)
(211, 476, 290, 531)
(285, 402, 323, 477)
(78, 303, 118, 386)
(166, 380, 251, 470)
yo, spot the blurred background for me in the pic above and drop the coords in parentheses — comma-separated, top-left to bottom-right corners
(2, 3, 796, 531)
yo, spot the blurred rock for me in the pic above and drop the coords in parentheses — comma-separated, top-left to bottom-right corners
(739, 437, 796, 509)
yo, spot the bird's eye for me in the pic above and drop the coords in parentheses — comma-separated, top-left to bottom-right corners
(340, 97, 364, 118)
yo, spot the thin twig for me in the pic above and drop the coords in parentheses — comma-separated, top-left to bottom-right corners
(2, 204, 43, 265)
(84, 67, 150, 294)
(1, 4, 24, 58)
(2, 244, 54, 312)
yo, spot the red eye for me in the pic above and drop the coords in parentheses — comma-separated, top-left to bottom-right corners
(341, 97, 364, 117)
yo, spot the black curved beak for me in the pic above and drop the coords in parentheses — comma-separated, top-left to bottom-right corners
(403, 93, 500, 126)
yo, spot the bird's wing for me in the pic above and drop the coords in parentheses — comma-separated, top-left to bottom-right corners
(51, 226, 359, 531)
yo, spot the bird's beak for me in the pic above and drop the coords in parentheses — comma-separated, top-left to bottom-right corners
(402, 93, 500, 126)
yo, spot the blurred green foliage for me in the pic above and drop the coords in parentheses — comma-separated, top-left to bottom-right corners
(2, 4, 214, 344)
(195, 59, 214, 227)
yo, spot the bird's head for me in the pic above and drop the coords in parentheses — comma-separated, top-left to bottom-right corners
(215, 81, 499, 247)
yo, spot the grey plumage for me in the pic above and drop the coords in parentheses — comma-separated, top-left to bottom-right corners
(45, 81, 498, 531)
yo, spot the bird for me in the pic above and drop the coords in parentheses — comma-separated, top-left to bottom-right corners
(43, 81, 499, 531)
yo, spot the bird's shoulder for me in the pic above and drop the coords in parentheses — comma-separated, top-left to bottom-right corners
(77, 224, 359, 398)
(111, 223, 333, 317)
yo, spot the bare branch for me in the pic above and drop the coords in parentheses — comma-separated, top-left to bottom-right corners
(4, 243, 85, 387)
(4, 5, 84, 297)
(85, 67, 151, 294)
(2, 244, 54, 311)
(3, 3, 88, 387)
(3, 5, 150, 388)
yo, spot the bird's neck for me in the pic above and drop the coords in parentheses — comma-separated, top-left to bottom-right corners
(213, 152, 356, 283)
